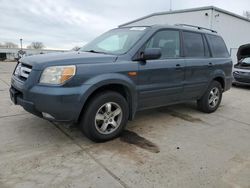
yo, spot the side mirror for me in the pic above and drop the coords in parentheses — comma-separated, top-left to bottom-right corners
(140, 48, 161, 61)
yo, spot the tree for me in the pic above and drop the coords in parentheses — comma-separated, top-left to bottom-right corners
(27, 42, 45, 49)
(243, 11, 250, 19)
(72, 46, 81, 51)
(0, 42, 18, 48)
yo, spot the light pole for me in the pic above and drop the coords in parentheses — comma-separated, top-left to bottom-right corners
(20, 38, 23, 50)
(169, 0, 172, 11)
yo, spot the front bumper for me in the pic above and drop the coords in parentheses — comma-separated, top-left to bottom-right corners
(232, 80, 250, 86)
(10, 75, 92, 122)
(10, 87, 43, 118)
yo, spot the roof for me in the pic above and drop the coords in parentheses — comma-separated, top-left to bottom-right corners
(120, 6, 250, 27)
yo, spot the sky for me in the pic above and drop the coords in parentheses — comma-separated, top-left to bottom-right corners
(0, 0, 249, 50)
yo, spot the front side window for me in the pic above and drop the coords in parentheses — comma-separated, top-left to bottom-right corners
(145, 30, 180, 59)
(207, 34, 229, 58)
(81, 27, 147, 55)
(183, 32, 205, 57)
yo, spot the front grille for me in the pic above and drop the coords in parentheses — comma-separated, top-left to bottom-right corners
(14, 63, 32, 81)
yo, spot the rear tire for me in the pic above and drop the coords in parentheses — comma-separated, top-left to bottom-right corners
(80, 91, 129, 142)
(197, 81, 223, 113)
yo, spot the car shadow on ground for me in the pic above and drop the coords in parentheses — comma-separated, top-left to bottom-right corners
(49, 101, 201, 151)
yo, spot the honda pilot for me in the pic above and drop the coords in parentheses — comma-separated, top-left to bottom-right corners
(10, 25, 232, 142)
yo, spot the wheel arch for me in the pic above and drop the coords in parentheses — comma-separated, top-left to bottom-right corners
(210, 70, 226, 91)
(77, 74, 137, 122)
(213, 76, 225, 90)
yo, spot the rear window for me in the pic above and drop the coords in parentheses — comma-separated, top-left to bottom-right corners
(206, 35, 229, 58)
(183, 32, 206, 57)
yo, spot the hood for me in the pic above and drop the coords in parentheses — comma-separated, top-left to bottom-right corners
(237, 44, 250, 61)
(20, 51, 118, 70)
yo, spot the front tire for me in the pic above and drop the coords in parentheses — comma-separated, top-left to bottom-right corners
(197, 81, 223, 113)
(80, 91, 129, 142)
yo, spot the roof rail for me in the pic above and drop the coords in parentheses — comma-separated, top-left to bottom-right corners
(175, 24, 217, 33)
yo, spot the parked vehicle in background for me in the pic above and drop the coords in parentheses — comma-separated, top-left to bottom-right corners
(233, 57, 250, 86)
(10, 24, 232, 142)
(233, 44, 250, 86)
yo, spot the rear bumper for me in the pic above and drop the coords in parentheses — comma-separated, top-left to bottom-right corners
(10, 76, 92, 122)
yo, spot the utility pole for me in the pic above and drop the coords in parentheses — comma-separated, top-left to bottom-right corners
(169, 0, 172, 11)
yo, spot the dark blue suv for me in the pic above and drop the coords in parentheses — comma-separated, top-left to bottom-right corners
(10, 25, 232, 142)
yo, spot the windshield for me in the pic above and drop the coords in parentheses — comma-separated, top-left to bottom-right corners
(80, 27, 148, 55)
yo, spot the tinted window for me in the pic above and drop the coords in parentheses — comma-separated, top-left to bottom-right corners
(145, 30, 180, 59)
(183, 32, 205, 57)
(207, 35, 229, 58)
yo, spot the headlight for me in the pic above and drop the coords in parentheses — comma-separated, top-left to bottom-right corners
(40, 65, 76, 85)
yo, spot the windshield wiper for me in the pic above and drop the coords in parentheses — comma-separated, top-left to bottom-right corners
(84, 50, 107, 54)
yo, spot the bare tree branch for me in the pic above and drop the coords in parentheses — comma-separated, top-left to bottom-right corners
(27, 42, 45, 49)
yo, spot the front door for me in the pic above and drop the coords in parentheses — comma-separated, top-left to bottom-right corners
(137, 29, 185, 110)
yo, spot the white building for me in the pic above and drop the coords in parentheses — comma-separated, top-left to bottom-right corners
(0, 48, 65, 61)
(120, 6, 250, 63)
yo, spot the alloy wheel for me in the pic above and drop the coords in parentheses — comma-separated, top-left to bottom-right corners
(94, 102, 123, 134)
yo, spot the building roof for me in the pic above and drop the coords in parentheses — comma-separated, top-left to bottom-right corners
(120, 6, 250, 27)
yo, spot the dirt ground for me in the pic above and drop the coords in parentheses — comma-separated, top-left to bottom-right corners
(0, 61, 250, 188)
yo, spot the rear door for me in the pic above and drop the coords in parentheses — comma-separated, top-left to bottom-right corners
(206, 34, 232, 80)
(137, 29, 185, 109)
(182, 31, 212, 100)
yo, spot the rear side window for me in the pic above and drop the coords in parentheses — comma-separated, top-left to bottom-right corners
(183, 32, 205, 57)
(206, 35, 229, 58)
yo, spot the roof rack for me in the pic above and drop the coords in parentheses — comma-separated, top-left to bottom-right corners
(175, 24, 217, 33)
